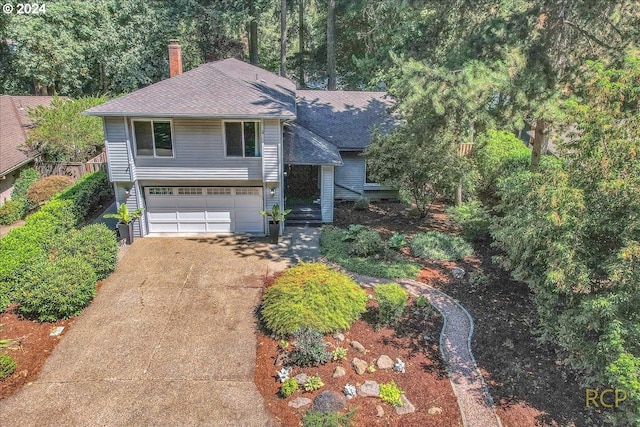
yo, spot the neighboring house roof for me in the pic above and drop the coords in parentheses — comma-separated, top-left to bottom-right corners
(296, 90, 395, 150)
(283, 123, 343, 166)
(0, 95, 57, 175)
(84, 58, 297, 119)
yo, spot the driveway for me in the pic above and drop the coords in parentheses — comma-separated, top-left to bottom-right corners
(0, 237, 283, 427)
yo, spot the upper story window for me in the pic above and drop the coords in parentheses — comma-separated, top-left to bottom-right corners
(133, 120, 174, 157)
(364, 159, 380, 185)
(224, 121, 261, 157)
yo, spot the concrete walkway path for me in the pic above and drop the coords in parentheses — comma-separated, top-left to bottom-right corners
(0, 237, 278, 427)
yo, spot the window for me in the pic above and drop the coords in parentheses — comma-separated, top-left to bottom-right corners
(364, 160, 380, 185)
(133, 120, 174, 157)
(224, 121, 261, 157)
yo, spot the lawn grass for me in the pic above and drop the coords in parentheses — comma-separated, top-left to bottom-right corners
(320, 226, 421, 279)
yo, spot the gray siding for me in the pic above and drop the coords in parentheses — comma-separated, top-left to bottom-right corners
(262, 119, 280, 182)
(264, 184, 284, 234)
(104, 117, 133, 182)
(132, 118, 262, 181)
(104, 117, 127, 141)
(321, 166, 334, 222)
(334, 152, 365, 200)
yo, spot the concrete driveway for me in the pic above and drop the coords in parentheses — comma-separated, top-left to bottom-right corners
(0, 237, 285, 427)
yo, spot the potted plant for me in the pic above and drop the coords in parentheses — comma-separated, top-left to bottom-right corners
(103, 203, 144, 244)
(260, 203, 291, 244)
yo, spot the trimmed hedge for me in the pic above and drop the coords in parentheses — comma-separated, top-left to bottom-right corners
(261, 262, 368, 336)
(15, 257, 97, 322)
(0, 171, 112, 313)
(410, 231, 474, 261)
(0, 199, 27, 225)
(57, 224, 118, 279)
(11, 168, 39, 200)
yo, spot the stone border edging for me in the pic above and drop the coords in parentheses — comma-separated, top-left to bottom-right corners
(351, 272, 502, 427)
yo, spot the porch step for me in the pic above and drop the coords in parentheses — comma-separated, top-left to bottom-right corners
(286, 218, 322, 227)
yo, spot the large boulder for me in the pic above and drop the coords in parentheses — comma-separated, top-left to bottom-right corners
(310, 391, 346, 413)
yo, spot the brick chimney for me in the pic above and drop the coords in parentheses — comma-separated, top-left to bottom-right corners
(168, 40, 182, 78)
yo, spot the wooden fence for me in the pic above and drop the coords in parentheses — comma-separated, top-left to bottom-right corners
(35, 149, 107, 181)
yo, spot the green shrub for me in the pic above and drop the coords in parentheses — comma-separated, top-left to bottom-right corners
(0, 199, 27, 225)
(410, 231, 473, 261)
(321, 226, 421, 279)
(379, 380, 403, 407)
(341, 224, 366, 241)
(11, 168, 39, 200)
(353, 197, 370, 211)
(388, 233, 407, 250)
(349, 229, 382, 257)
(331, 346, 348, 361)
(374, 283, 408, 325)
(57, 224, 118, 279)
(303, 375, 324, 392)
(280, 378, 299, 398)
(302, 408, 356, 427)
(15, 257, 97, 322)
(55, 171, 112, 222)
(290, 328, 329, 367)
(0, 353, 17, 380)
(26, 175, 74, 207)
(446, 201, 491, 241)
(261, 262, 367, 336)
(474, 130, 530, 196)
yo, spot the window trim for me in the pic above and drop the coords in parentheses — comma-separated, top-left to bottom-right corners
(131, 118, 175, 158)
(223, 120, 262, 158)
(364, 159, 381, 187)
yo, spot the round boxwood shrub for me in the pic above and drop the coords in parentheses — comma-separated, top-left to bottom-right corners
(349, 229, 383, 257)
(15, 257, 97, 322)
(261, 262, 367, 336)
(410, 231, 474, 261)
(0, 199, 27, 225)
(0, 353, 17, 380)
(57, 224, 118, 279)
(374, 283, 408, 325)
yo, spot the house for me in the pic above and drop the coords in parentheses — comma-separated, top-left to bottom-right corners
(84, 42, 395, 237)
(0, 95, 58, 204)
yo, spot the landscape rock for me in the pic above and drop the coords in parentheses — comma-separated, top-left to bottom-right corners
(332, 333, 345, 341)
(350, 340, 366, 353)
(376, 354, 394, 370)
(351, 357, 368, 375)
(293, 373, 308, 385)
(428, 406, 443, 415)
(452, 267, 466, 279)
(333, 366, 346, 378)
(288, 397, 312, 409)
(376, 405, 385, 417)
(395, 394, 415, 415)
(357, 380, 380, 397)
(274, 352, 288, 366)
(311, 391, 346, 413)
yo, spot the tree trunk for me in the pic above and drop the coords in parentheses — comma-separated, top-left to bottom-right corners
(248, 0, 258, 65)
(326, 0, 336, 90)
(530, 119, 548, 171)
(280, 0, 287, 76)
(298, 0, 305, 87)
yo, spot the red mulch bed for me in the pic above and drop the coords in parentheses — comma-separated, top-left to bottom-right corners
(254, 294, 463, 426)
(0, 306, 73, 400)
(332, 200, 607, 427)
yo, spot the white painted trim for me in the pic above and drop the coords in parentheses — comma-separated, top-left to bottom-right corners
(222, 120, 263, 158)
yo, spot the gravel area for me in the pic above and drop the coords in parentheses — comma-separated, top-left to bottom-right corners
(354, 273, 502, 427)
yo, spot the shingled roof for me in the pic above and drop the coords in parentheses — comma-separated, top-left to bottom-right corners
(283, 123, 343, 166)
(296, 90, 395, 150)
(0, 95, 58, 175)
(85, 58, 296, 119)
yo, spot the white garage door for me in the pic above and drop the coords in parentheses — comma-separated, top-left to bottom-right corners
(145, 187, 264, 233)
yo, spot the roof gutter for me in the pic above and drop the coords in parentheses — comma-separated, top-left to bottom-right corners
(0, 156, 36, 178)
(83, 112, 297, 120)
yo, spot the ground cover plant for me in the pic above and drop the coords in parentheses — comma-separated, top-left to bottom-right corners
(409, 231, 473, 261)
(374, 283, 408, 326)
(320, 225, 421, 279)
(261, 262, 367, 336)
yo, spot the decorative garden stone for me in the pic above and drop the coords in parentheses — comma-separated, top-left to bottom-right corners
(352, 357, 368, 375)
(294, 373, 308, 385)
(288, 397, 312, 409)
(332, 333, 345, 341)
(376, 405, 385, 417)
(395, 394, 415, 415)
(428, 406, 443, 415)
(311, 391, 346, 413)
(333, 366, 346, 378)
(452, 267, 466, 279)
(357, 380, 380, 397)
(350, 340, 366, 353)
(376, 354, 394, 370)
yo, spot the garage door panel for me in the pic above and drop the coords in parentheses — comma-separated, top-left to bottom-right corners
(145, 187, 263, 234)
